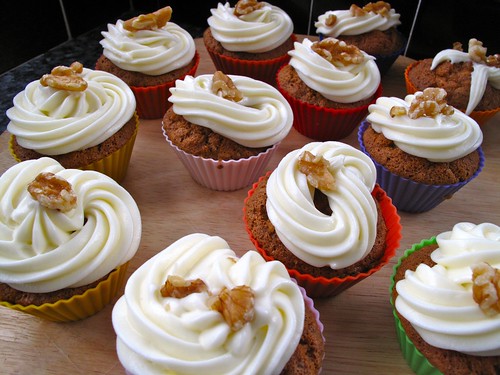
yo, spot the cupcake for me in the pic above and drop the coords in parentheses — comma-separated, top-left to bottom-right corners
(0, 158, 142, 322)
(162, 71, 293, 191)
(405, 38, 500, 125)
(277, 37, 382, 141)
(359, 87, 484, 213)
(7, 61, 138, 182)
(204, 0, 295, 85)
(315, 1, 406, 75)
(112, 233, 325, 374)
(96, 6, 200, 119)
(391, 222, 500, 374)
(244, 141, 401, 297)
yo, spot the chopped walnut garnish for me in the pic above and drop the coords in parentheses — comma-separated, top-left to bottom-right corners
(40, 62, 87, 92)
(452, 41, 463, 51)
(472, 262, 500, 317)
(210, 285, 255, 332)
(27, 172, 77, 212)
(468, 38, 488, 64)
(391, 88, 454, 119)
(389, 106, 407, 118)
(298, 151, 336, 191)
(351, 1, 391, 17)
(234, 0, 265, 17)
(160, 275, 208, 298)
(325, 14, 337, 27)
(123, 6, 172, 32)
(312, 38, 365, 66)
(212, 71, 243, 102)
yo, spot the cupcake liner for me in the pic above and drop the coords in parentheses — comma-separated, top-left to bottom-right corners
(277, 68, 383, 141)
(358, 121, 485, 213)
(390, 238, 441, 375)
(404, 61, 499, 126)
(0, 262, 130, 322)
(244, 174, 402, 298)
(131, 52, 200, 119)
(163, 127, 279, 191)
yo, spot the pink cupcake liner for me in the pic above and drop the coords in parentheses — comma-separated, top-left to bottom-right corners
(277, 67, 383, 141)
(131, 52, 200, 119)
(358, 121, 485, 213)
(163, 127, 280, 191)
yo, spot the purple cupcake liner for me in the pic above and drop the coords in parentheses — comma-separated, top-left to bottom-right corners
(358, 121, 485, 213)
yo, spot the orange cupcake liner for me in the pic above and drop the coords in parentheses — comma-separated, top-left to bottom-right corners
(0, 262, 130, 322)
(404, 61, 499, 126)
(131, 52, 200, 119)
(244, 174, 402, 298)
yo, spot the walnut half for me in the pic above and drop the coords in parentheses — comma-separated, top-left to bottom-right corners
(40, 62, 87, 92)
(350, 1, 391, 18)
(212, 71, 243, 102)
(160, 275, 208, 298)
(391, 88, 454, 119)
(123, 6, 172, 31)
(27, 172, 77, 212)
(298, 151, 336, 191)
(472, 262, 500, 317)
(234, 0, 264, 17)
(210, 285, 255, 332)
(311, 38, 365, 66)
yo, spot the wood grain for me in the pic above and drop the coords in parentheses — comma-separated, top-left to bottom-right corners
(0, 36, 498, 375)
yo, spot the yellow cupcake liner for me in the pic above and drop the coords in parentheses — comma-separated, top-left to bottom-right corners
(0, 262, 130, 322)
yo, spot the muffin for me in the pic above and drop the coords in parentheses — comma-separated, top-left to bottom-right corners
(112, 233, 325, 374)
(0, 158, 142, 322)
(162, 71, 293, 191)
(315, 1, 406, 75)
(359, 87, 484, 213)
(204, 0, 295, 85)
(244, 141, 401, 297)
(391, 222, 500, 374)
(96, 6, 199, 119)
(405, 38, 500, 125)
(7, 61, 138, 182)
(277, 37, 382, 141)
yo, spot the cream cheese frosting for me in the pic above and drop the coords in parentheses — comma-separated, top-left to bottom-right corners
(100, 19, 196, 76)
(288, 38, 380, 103)
(430, 44, 500, 114)
(168, 74, 293, 148)
(315, 6, 401, 37)
(366, 93, 483, 162)
(0, 158, 141, 293)
(266, 141, 378, 269)
(395, 222, 500, 356)
(112, 233, 304, 375)
(207, 2, 293, 53)
(7, 67, 136, 155)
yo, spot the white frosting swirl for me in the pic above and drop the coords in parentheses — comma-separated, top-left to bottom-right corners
(7, 68, 136, 155)
(0, 158, 141, 293)
(315, 8, 401, 37)
(395, 222, 500, 356)
(112, 233, 304, 375)
(266, 142, 378, 269)
(100, 19, 196, 76)
(288, 38, 380, 103)
(168, 74, 293, 148)
(207, 2, 293, 53)
(431, 48, 500, 114)
(366, 94, 483, 162)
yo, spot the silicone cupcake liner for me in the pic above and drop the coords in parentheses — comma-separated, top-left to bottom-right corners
(404, 61, 499, 126)
(0, 262, 130, 322)
(276, 68, 383, 141)
(244, 174, 402, 298)
(163, 127, 279, 191)
(390, 238, 442, 375)
(358, 121, 485, 213)
(131, 52, 200, 119)
(9, 114, 139, 183)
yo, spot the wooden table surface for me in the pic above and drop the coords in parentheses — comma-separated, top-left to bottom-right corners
(0, 36, 499, 375)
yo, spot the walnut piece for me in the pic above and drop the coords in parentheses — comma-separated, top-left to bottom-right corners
(312, 38, 365, 66)
(123, 6, 172, 32)
(390, 88, 455, 119)
(468, 38, 488, 64)
(234, 0, 264, 17)
(298, 151, 336, 191)
(472, 262, 500, 317)
(212, 71, 243, 102)
(160, 275, 208, 298)
(351, 1, 391, 17)
(27, 172, 77, 212)
(40, 61, 87, 92)
(210, 285, 255, 332)
(325, 14, 337, 27)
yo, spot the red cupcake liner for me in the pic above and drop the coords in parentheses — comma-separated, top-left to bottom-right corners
(244, 173, 402, 298)
(276, 67, 383, 141)
(130, 52, 200, 119)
